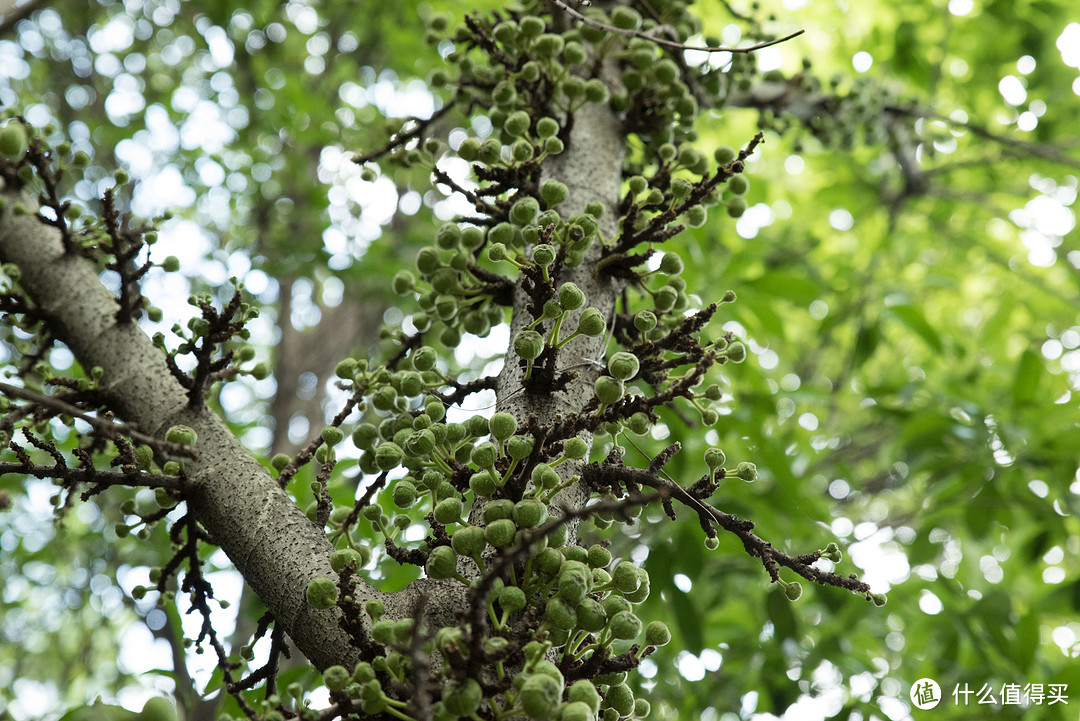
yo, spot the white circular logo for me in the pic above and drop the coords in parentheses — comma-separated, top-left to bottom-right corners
(910, 678, 942, 710)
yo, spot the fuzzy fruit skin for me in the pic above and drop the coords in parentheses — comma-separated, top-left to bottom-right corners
(305, 577, 339, 609)
(520, 672, 563, 719)
(0, 122, 28, 160)
(164, 425, 197, 446)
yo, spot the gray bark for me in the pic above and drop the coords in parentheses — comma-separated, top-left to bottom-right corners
(0, 182, 377, 671)
(0, 74, 626, 670)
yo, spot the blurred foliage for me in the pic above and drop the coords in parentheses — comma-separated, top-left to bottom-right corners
(1, 0, 1079, 719)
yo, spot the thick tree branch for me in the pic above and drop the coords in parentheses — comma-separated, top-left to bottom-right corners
(0, 182, 379, 670)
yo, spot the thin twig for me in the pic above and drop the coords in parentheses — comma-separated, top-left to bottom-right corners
(0, 381, 198, 458)
(552, 0, 804, 54)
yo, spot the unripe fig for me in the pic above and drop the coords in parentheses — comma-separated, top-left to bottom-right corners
(568, 680, 602, 713)
(434, 497, 464, 524)
(634, 698, 652, 717)
(403, 429, 436, 458)
(559, 701, 592, 721)
(374, 442, 403, 471)
(557, 282, 585, 311)
(371, 619, 396, 645)
(537, 117, 559, 138)
(628, 412, 650, 435)
(575, 307, 606, 336)
(352, 423, 378, 450)
(511, 329, 549, 365)
(686, 204, 707, 227)
(785, 581, 804, 601)
(602, 684, 635, 717)
(165, 425, 197, 446)
(425, 545, 458, 579)
(607, 352, 639, 381)
(563, 437, 588, 459)
(0, 122, 29, 160)
(514, 499, 547, 528)
(472, 441, 497, 468)
(305, 577, 338, 609)
(544, 597, 577, 630)
(535, 547, 564, 576)
(612, 561, 639, 594)
(533, 244, 557, 266)
(557, 568, 589, 604)
(622, 576, 651, 603)
(654, 58, 678, 84)
(321, 426, 344, 446)
(609, 610, 643, 640)
(323, 665, 350, 692)
(534, 33, 565, 58)
(488, 242, 510, 263)
(728, 196, 747, 218)
(594, 376, 625, 405)
(532, 463, 559, 489)
(513, 139, 533, 163)
(334, 358, 358, 380)
(415, 246, 441, 275)
(729, 174, 749, 195)
(520, 15, 545, 37)
(704, 448, 726, 469)
(505, 110, 531, 137)
(469, 469, 497, 497)
(575, 597, 607, 632)
(483, 499, 515, 523)
(610, 6, 641, 30)
(714, 146, 736, 164)
(505, 439, 531, 474)
(587, 544, 612, 569)
(485, 518, 517, 547)
(645, 620, 671, 646)
(330, 548, 364, 574)
(356, 603, 383, 627)
(489, 412, 517, 440)
(139, 698, 176, 721)
(510, 196, 540, 226)
(452, 525, 486, 556)
(548, 521, 568, 547)
(659, 251, 684, 275)
(435, 223, 461, 249)
(443, 678, 482, 716)
(654, 285, 678, 311)
(458, 137, 480, 161)
(584, 78, 609, 103)
(735, 461, 757, 482)
(498, 584, 527, 613)
(541, 180, 569, 207)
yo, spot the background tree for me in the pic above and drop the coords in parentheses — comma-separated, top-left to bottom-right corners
(1, 1, 1079, 721)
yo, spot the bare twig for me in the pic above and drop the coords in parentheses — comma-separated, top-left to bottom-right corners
(552, 0, 804, 54)
(0, 381, 198, 458)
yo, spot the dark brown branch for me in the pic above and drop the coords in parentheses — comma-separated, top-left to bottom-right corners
(0, 381, 198, 458)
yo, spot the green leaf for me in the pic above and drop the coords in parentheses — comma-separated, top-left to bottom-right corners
(887, 304, 943, 353)
(744, 273, 820, 305)
(1011, 349, 1043, 406)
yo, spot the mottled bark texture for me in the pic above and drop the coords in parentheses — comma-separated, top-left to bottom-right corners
(0, 182, 377, 671)
(0, 61, 627, 669)
(496, 94, 627, 524)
